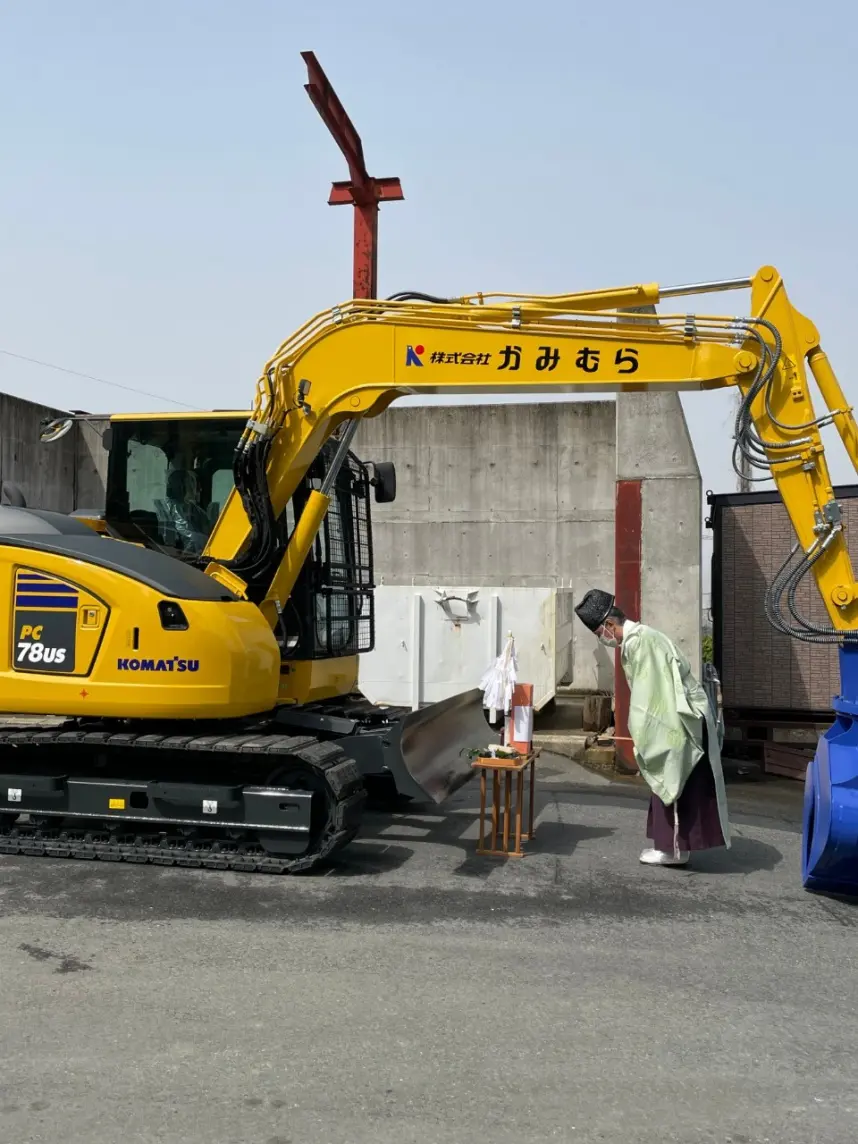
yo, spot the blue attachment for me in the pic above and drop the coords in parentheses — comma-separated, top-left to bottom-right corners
(802, 643, 858, 896)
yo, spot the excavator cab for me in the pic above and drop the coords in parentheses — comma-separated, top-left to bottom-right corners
(103, 414, 244, 556)
(99, 413, 382, 661)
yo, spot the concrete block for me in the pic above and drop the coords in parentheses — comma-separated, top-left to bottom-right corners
(616, 392, 698, 479)
(641, 477, 702, 671)
(583, 745, 617, 775)
(532, 730, 589, 762)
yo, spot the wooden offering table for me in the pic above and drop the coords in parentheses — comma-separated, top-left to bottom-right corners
(471, 750, 539, 858)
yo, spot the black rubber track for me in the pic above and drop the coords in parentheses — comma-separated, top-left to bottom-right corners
(0, 725, 366, 874)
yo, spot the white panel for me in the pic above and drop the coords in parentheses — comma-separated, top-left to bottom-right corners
(555, 590, 574, 685)
(359, 586, 574, 710)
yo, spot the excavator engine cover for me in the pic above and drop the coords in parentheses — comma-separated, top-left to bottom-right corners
(0, 506, 281, 720)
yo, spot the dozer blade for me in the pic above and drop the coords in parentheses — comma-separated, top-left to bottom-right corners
(387, 688, 500, 804)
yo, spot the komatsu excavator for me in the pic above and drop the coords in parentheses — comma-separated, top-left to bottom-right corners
(2, 265, 856, 892)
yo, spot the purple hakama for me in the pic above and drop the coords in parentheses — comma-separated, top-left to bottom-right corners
(645, 719, 725, 852)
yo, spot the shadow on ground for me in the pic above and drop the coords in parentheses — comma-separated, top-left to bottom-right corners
(327, 824, 788, 884)
(687, 833, 784, 875)
(324, 800, 616, 878)
(325, 798, 790, 879)
(452, 822, 615, 879)
(543, 784, 803, 835)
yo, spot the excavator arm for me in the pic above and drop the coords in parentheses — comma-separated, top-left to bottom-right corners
(205, 265, 858, 643)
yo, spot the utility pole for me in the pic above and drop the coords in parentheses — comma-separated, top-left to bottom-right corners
(301, 51, 404, 300)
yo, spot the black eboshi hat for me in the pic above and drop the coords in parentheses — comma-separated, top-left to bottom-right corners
(574, 589, 615, 633)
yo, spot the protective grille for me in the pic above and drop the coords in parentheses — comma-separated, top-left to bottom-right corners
(290, 446, 375, 660)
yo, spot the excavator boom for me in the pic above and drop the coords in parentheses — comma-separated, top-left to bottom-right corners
(207, 265, 858, 645)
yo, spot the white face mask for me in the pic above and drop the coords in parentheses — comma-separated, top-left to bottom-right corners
(597, 624, 619, 648)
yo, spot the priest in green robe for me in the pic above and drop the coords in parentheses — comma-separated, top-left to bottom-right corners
(575, 589, 730, 866)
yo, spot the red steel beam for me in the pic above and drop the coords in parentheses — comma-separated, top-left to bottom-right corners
(301, 51, 404, 299)
(614, 479, 643, 773)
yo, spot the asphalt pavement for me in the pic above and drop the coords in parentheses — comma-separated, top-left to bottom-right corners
(0, 756, 854, 1144)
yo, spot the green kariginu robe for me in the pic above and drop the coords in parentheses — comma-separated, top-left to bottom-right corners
(619, 620, 731, 848)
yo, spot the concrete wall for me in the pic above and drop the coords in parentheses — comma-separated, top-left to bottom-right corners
(0, 397, 108, 514)
(0, 395, 76, 512)
(358, 396, 701, 686)
(616, 392, 702, 671)
(354, 402, 617, 690)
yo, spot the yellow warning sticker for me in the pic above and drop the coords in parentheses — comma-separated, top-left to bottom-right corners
(108, 798, 126, 810)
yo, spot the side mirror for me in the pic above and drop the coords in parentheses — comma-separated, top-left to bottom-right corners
(369, 461, 396, 504)
(40, 417, 75, 443)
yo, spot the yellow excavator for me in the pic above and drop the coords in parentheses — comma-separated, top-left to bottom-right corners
(3, 265, 857, 891)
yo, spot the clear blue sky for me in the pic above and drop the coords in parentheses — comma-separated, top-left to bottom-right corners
(2, 0, 856, 521)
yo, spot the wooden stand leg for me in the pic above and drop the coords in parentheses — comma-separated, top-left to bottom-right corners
(525, 758, 536, 840)
(491, 769, 500, 850)
(478, 769, 486, 852)
(514, 769, 524, 856)
(503, 771, 511, 852)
